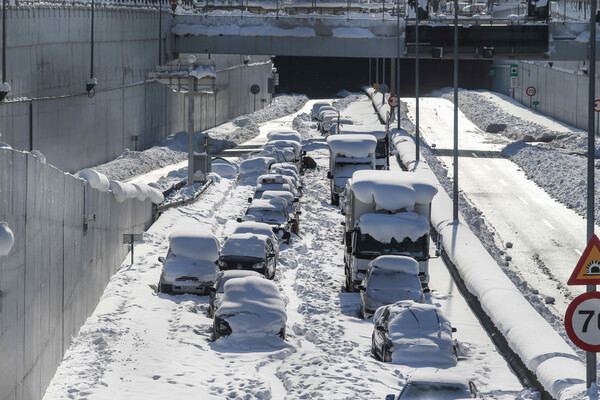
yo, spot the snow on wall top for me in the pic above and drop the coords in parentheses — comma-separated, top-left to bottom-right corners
(350, 170, 437, 210)
(369, 255, 420, 275)
(0, 222, 14, 256)
(327, 134, 377, 158)
(169, 229, 220, 262)
(356, 213, 430, 243)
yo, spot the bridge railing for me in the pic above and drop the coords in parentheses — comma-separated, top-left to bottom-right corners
(9, 0, 193, 8)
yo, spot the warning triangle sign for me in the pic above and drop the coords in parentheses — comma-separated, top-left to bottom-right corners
(568, 234, 600, 285)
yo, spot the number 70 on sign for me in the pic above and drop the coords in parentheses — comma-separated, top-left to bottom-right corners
(565, 292, 600, 352)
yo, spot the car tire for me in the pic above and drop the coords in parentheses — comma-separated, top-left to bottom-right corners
(268, 264, 276, 280)
(345, 270, 355, 293)
(331, 193, 339, 206)
(360, 304, 369, 320)
(382, 345, 391, 363)
(208, 305, 214, 318)
(371, 334, 378, 359)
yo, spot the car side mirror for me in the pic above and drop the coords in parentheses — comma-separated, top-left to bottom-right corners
(207, 286, 217, 293)
(236, 217, 242, 223)
(376, 325, 385, 332)
(452, 327, 457, 333)
(302, 150, 307, 156)
(423, 287, 431, 293)
(248, 197, 253, 203)
(158, 256, 166, 264)
(327, 171, 332, 179)
(357, 285, 366, 291)
(293, 198, 300, 203)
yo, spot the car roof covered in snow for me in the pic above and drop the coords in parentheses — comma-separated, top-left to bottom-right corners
(267, 131, 302, 143)
(232, 221, 278, 241)
(261, 190, 295, 202)
(350, 170, 438, 211)
(221, 233, 271, 258)
(337, 125, 388, 140)
(327, 134, 377, 157)
(369, 255, 420, 275)
(248, 198, 288, 211)
(356, 213, 430, 243)
(239, 156, 276, 176)
(168, 228, 220, 262)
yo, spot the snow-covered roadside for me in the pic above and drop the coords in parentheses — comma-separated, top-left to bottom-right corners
(440, 89, 600, 227)
(365, 89, 590, 399)
(89, 94, 308, 185)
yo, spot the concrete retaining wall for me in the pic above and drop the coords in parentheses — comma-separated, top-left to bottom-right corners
(0, 147, 154, 400)
(492, 60, 595, 131)
(0, 4, 272, 173)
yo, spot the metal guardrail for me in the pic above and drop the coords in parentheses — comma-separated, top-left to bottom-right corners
(153, 179, 214, 220)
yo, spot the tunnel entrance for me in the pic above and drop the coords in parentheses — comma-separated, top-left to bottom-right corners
(274, 56, 493, 98)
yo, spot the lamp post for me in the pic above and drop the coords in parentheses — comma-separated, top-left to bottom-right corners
(86, 0, 97, 97)
(453, 0, 459, 221)
(415, 0, 420, 162)
(396, 0, 401, 131)
(1, 0, 10, 102)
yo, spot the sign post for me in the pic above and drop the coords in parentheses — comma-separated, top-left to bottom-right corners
(123, 233, 143, 265)
(250, 84, 260, 112)
(594, 99, 600, 137)
(526, 86, 536, 108)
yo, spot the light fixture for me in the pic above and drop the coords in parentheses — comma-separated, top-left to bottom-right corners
(482, 46, 494, 58)
(0, 82, 10, 102)
(86, 77, 97, 97)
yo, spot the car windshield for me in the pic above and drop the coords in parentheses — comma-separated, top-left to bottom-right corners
(248, 209, 287, 224)
(335, 162, 373, 178)
(356, 234, 428, 259)
(399, 383, 472, 399)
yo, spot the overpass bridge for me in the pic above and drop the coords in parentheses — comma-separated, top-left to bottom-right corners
(171, 5, 594, 61)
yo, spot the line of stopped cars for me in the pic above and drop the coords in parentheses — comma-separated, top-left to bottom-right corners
(315, 100, 482, 399)
(157, 128, 306, 342)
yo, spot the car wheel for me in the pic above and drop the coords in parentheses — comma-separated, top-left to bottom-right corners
(268, 264, 276, 280)
(331, 193, 339, 206)
(382, 345, 391, 363)
(208, 305, 214, 318)
(360, 304, 368, 320)
(345, 269, 355, 293)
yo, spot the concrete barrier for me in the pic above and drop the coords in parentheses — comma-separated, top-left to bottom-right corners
(0, 147, 154, 400)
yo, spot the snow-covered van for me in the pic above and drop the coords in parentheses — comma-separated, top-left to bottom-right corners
(336, 124, 390, 170)
(326, 134, 377, 206)
(342, 170, 438, 291)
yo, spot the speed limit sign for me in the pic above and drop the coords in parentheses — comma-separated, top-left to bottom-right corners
(526, 86, 536, 97)
(565, 291, 600, 352)
(388, 95, 399, 108)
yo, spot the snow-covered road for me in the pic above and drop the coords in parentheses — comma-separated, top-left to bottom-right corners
(404, 97, 591, 319)
(43, 97, 530, 400)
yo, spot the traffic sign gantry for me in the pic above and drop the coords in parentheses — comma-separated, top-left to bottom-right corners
(568, 234, 600, 285)
(565, 291, 600, 352)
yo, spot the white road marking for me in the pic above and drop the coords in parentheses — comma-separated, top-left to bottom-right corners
(574, 248, 583, 256)
(472, 152, 479, 158)
(498, 179, 509, 186)
(518, 197, 529, 206)
(542, 219, 555, 230)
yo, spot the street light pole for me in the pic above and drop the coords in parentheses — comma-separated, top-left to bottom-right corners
(586, 0, 597, 388)
(188, 75, 195, 186)
(415, 0, 420, 162)
(453, 0, 459, 220)
(396, 0, 401, 131)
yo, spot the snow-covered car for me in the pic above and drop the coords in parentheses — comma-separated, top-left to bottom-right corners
(270, 162, 300, 177)
(211, 157, 238, 179)
(329, 119, 354, 135)
(261, 190, 300, 234)
(270, 164, 301, 185)
(238, 198, 294, 244)
(158, 229, 220, 295)
(238, 156, 276, 177)
(372, 301, 457, 365)
(208, 270, 265, 317)
(254, 174, 300, 198)
(212, 276, 287, 340)
(311, 101, 331, 120)
(217, 233, 278, 279)
(388, 371, 480, 399)
(257, 173, 299, 190)
(231, 221, 280, 259)
(316, 106, 336, 121)
(264, 139, 303, 167)
(267, 129, 302, 143)
(359, 256, 426, 319)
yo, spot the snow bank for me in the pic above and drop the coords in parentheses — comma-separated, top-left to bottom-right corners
(357, 213, 430, 243)
(78, 169, 110, 192)
(221, 233, 270, 258)
(327, 134, 377, 158)
(0, 222, 14, 256)
(109, 180, 138, 203)
(168, 229, 220, 262)
(369, 255, 419, 275)
(391, 127, 588, 399)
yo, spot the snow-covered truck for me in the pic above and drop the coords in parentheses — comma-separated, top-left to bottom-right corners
(337, 124, 390, 170)
(326, 134, 377, 206)
(342, 170, 438, 291)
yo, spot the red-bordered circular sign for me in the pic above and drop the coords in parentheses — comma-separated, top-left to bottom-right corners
(565, 291, 600, 352)
(526, 86, 536, 97)
(388, 95, 399, 108)
(595, 99, 600, 113)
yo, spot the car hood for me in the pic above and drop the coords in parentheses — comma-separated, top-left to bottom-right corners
(162, 257, 219, 283)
